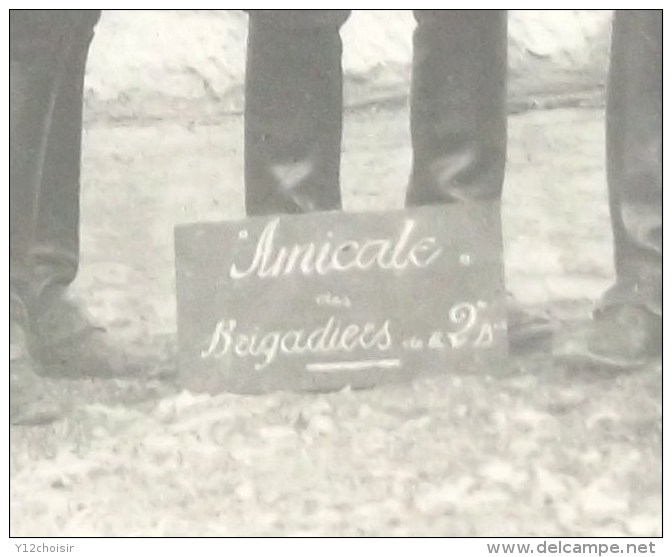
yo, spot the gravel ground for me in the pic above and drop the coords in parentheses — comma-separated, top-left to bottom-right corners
(9, 106, 662, 537)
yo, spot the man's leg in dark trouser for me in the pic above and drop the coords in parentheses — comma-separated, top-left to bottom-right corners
(603, 10, 662, 317)
(30, 12, 100, 301)
(21, 10, 134, 379)
(244, 10, 349, 215)
(554, 10, 662, 369)
(9, 10, 85, 424)
(407, 10, 507, 205)
(11, 11, 133, 425)
(406, 10, 549, 346)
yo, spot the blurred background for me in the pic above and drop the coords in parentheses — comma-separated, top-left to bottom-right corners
(84, 10, 612, 121)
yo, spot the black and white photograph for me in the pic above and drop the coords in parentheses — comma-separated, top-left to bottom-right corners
(7, 6, 663, 543)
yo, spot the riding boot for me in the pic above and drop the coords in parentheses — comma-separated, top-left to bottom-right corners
(244, 11, 349, 215)
(406, 10, 508, 206)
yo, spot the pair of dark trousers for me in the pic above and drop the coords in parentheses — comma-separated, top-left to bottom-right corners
(10, 10, 100, 305)
(602, 10, 662, 316)
(244, 10, 507, 215)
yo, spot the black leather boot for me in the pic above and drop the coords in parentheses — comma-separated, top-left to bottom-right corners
(406, 10, 508, 206)
(244, 12, 349, 215)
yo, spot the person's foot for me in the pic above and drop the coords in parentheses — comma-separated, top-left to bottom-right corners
(28, 288, 138, 379)
(507, 297, 554, 352)
(10, 296, 62, 426)
(553, 303, 662, 370)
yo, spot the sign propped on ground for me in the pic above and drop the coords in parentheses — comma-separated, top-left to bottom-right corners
(175, 202, 508, 394)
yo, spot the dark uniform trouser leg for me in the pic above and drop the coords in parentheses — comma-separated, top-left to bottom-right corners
(407, 10, 508, 205)
(10, 10, 98, 423)
(244, 10, 350, 215)
(10, 10, 100, 304)
(10, 17, 62, 300)
(31, 13, 99, 304)
(602, 10, 662, 316)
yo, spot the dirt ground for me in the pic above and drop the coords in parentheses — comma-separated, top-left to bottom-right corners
(9, 105, 662, 537)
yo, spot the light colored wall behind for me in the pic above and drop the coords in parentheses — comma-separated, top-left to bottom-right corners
(85, 10, 612, 121)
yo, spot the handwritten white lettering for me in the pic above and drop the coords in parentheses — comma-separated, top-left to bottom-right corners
(229, 218, 442, 279)
(202, 316, 393, 370)
(315, 293, 352, 308)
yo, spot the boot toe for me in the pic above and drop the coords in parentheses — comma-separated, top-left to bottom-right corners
(31, 294, 140, 379)
(37, 329, 138, 379)
(553, 304, 661, 371)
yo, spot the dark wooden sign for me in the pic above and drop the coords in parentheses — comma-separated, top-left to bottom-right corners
(174, 202, 507, 394)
